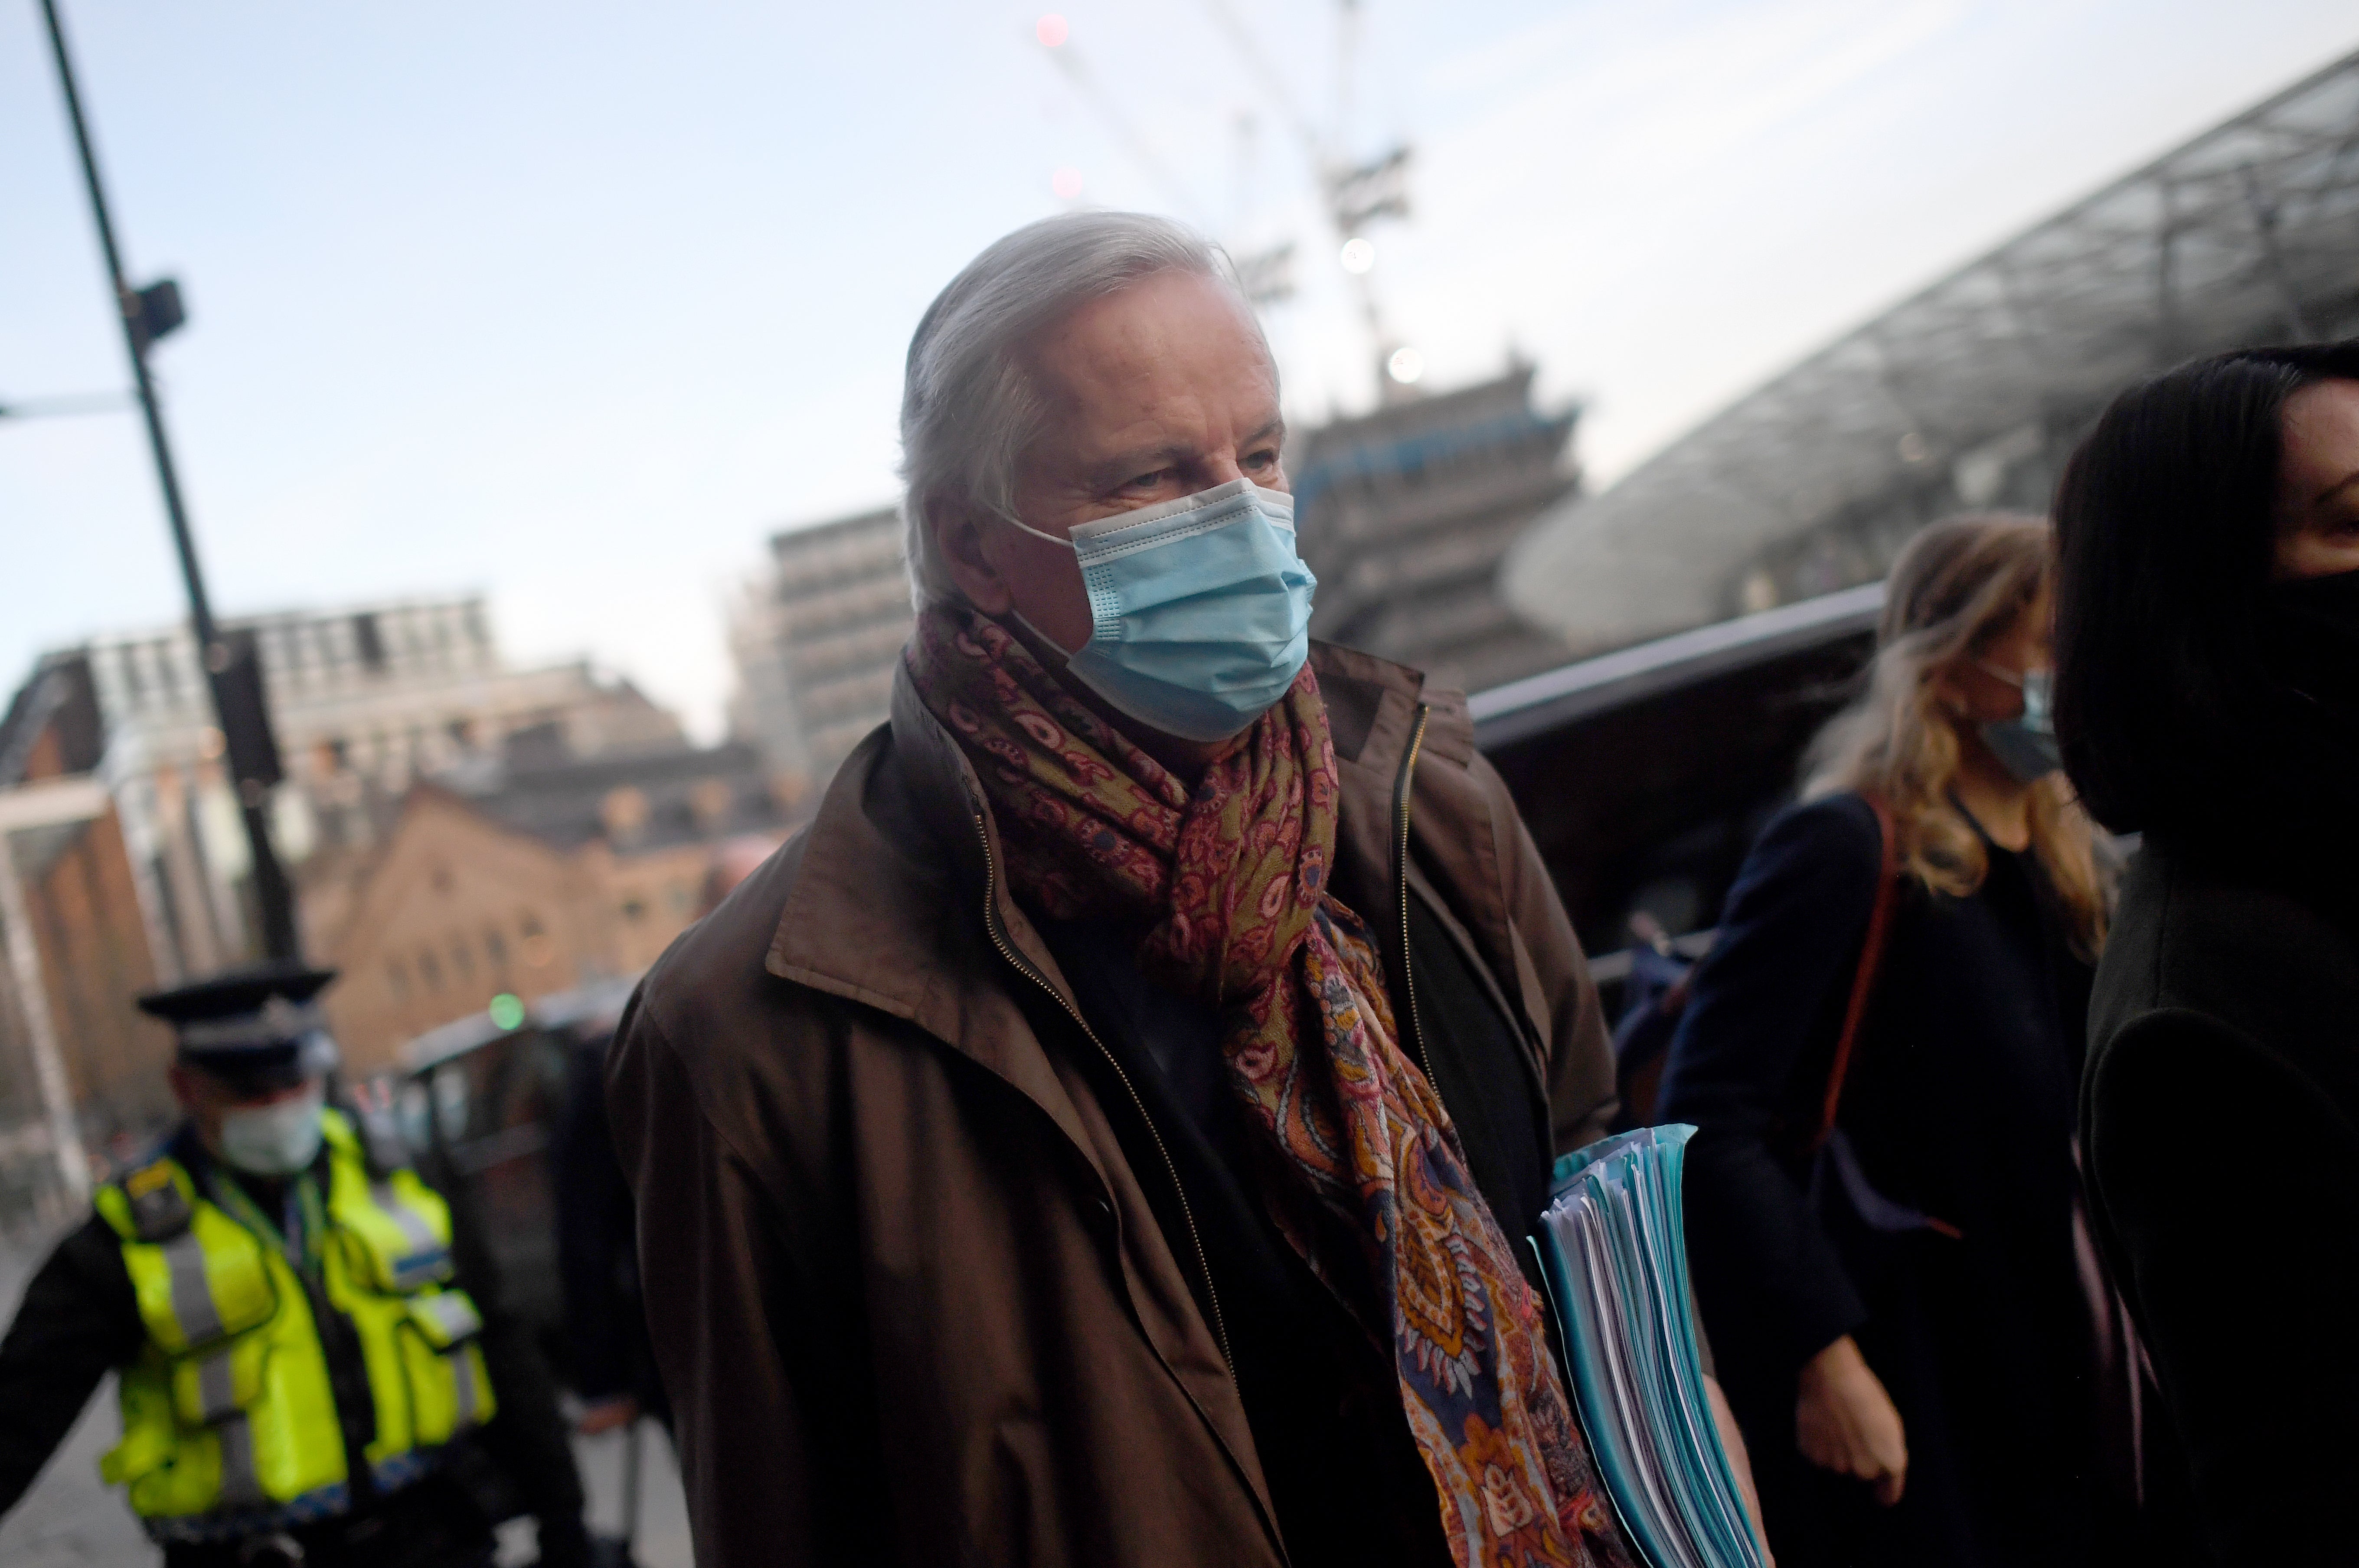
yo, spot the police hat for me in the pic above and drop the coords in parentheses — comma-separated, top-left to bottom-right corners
(137, 961, 342, 1093)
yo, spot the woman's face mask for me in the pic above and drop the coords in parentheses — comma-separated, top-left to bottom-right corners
(1973, 660, 2061, 783)
(2266, 565, 2359, 719)
(1004, 478, 1317, 742)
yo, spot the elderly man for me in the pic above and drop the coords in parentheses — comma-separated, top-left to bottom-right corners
(610, 213, 1744, 1568)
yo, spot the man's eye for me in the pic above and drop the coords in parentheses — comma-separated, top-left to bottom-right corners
(1125, 470, 1168, 490)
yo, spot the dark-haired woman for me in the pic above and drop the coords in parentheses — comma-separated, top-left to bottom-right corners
(2054, 341, 2359, 1565)
(1659, 516, 2138, 1568)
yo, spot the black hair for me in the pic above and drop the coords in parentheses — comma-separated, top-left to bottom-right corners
(2052, 338, 2359, 842)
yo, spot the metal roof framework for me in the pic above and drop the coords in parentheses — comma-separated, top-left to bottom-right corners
(1507, 49, 2359, 652)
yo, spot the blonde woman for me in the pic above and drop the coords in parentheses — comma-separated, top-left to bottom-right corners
(1657, 516, 2134, 1568)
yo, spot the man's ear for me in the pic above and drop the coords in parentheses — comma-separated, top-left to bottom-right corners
(930, 496, 1014, 615)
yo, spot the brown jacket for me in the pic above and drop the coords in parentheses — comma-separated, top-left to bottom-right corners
(606, 642, 1617, 1568)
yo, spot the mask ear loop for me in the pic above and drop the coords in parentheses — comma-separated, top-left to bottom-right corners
(999, 513, 1079, 550)
(982, 512, 1087, 653)
(1969, 658, 2058, 728)
(1971, 657, 2026, 688)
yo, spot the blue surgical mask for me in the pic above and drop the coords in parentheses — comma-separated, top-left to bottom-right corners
(1975, 663, 2060, 783)
(217, 1081, 327, 1177)
(1006, 478, 1317, 742)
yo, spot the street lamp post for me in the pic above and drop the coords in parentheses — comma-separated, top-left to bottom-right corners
(37, 0, 300, 963)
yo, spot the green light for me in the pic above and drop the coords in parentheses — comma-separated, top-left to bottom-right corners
(487, 993, 526, 1032)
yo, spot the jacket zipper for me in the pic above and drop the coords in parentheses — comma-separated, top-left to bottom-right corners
(1395, 703, 1437, 1086)
(970, 813, 1238, 1389)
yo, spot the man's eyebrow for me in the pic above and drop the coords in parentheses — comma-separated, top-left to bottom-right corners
(2313, 466, 2359, 509)
(1082, 418, 1287, 488)
(1084, 443, 1192, 488)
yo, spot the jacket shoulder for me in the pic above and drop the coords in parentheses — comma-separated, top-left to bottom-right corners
(1720, 792, 1884, 916)
(14, 1209, 140, 1339)
(613, 729, 967, 1173)
(626, 827, 843, 1066)
(2092, 844, 2359, 1099)
(1762, 791, 1883, 869)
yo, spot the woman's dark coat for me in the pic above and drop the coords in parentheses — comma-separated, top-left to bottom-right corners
(2081, 839, 2359, 1567)
(1657, 792, 2113, 1568)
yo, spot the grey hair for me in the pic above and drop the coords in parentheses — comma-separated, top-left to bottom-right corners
(897, 211, 1266, 608)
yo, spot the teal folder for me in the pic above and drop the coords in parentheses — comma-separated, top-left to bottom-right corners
(1531, 1124, 1765, 1568)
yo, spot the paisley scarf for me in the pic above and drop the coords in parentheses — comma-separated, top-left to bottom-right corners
(906, 604, 1632, 1568)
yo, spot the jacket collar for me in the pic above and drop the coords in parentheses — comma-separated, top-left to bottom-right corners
(761, 659, 1102, 1140)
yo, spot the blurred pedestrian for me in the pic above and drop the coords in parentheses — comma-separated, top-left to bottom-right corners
(0, 962, 591, 1568)
(553, 835, 775, 1443)
(2053, 340, 2359, 1565)
(1658, 516, 2141, 1567)
(552, 1012, 662, 1443)
(605, 211, 1755, 1568)
(1608, 913, 1695, 1132)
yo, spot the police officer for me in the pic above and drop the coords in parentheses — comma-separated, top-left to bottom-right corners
(0, 962, 593, 1568)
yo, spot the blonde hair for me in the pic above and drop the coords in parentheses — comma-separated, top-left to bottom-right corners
(1803, 514, 2110, 958)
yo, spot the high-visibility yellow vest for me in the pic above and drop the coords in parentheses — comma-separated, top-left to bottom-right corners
(91, 1110, 496, 1543)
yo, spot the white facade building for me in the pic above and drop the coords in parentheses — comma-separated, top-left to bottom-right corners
(42, 595, 681, 980)
(727, 506, 913, 805)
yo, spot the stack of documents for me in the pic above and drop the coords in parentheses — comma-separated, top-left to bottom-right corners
(1533, 1124, 1764, 1568)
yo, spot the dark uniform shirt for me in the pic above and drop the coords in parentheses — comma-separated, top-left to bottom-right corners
(0, 1124, 590, 1568)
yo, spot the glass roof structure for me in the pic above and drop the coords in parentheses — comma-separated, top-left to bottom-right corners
(1505, 48, 2359, 655)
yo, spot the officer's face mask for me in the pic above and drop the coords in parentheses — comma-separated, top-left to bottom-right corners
(216, 1079, 327, 1177)
(1973, 661, 2061, 783)
(1002, 478, 1317, 743)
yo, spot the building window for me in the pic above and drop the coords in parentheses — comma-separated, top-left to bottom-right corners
(386, 958, 409, 1000)
(451, 935, 475, 980)
(352, 611, 387, 672)
(621, 896, 647, 922)
(517, 908, 555, 969)
(419, 949, 444, 990)
(484, 927, 508, 967)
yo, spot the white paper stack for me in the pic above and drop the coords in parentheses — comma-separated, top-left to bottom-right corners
(1533, 1124, 1764, 1568)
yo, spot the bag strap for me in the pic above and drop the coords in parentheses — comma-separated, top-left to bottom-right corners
(1813, 794, 1900, 1152)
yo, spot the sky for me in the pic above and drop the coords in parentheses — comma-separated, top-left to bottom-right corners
(5, 0, 2356, 738)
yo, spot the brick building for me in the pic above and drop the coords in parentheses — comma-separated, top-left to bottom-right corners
(39, 593, 683, 980)
(0, 660, 173, 1220)
(312, 741, 787, 1072)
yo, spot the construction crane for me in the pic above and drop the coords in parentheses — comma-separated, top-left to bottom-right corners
(1196, 0, 1416, 395)
(1032, 3, 1416, 389)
